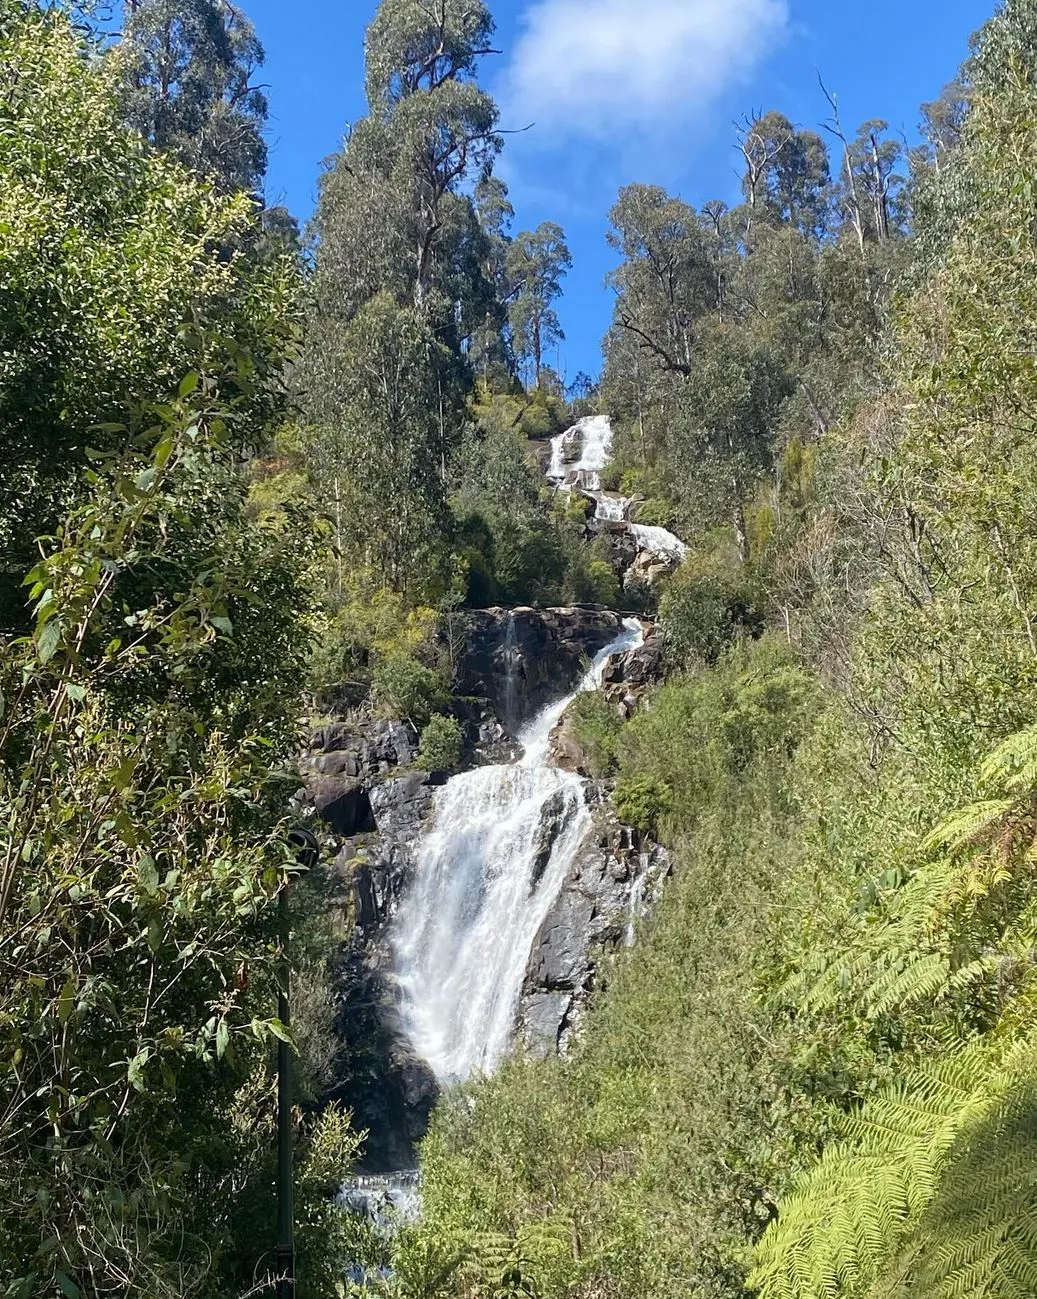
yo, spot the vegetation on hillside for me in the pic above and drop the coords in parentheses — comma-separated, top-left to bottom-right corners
(6, 0, 1037, 1295)
(396, 3, 1037, 1299)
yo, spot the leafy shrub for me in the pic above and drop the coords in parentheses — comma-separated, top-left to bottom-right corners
(620, 465, 671, 500)
(371, 654, 446, 724)
(614, 772, 674, 833)
(617, 637, 816, 838)
(570, 691, 624, 778)
(633, 497, 677, 528)
(660, 563, 766, 667)
(309, 573, 439, 701)
(570, 558, 621, 607)
(518, 403, 557, 440)
(417, 714, 465, 772)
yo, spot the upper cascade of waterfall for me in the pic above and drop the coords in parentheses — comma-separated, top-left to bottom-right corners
(392, 617, 644, 1085)
(548, 414, 614, 490)
(595, 494, 632, 523)
(547, 416, 688, 562)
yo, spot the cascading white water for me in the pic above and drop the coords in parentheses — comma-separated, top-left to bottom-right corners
(630, 523, 688, 561)
(595, 494, 632, 523)
(547, 415, 614, 490)
(393, 618, 644, 1084)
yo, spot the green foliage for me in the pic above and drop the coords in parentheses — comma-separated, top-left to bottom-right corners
(371, 655, 447, 725)
(660, 559, 766, 667)
(506, 223, 572, 386)
(0, 376, 357, 1295)
(568, 690, 624, 779)
(309, 571, 440, 703)
(616, 637, 816, 836)
(612, 772, 672, 834)
(0, 3, 297, 626)
(115, 0, 269, 193)
(416, 714, 465, 772)
(754, 723, 1037, 1298)
(304, 293, 456, 598)
(631, 497, 676, 528)
(450, 406, 609, 608)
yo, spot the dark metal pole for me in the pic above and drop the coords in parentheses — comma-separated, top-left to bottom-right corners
(275, 828, 319, 1299)
(274, 878, 294, 1298)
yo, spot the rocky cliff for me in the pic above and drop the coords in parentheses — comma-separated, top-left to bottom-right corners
(295, 605, 667, 1171)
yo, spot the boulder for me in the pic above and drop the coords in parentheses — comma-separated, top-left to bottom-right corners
(305, 719, 418, 776)
(625, 547, 680, 587)
(306, 776, 375, 837)
(602, 623, 666, 715)
(370, 771, 445, 839)
(522, 992, 574, 1058)
(547, 710, 594, 777)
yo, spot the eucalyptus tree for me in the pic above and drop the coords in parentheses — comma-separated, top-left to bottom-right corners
(606, 184, 717, 380)
(116, 0, 268, 194)
(303, 0, 504, 596)
(506, 221, 571, 386)
(736, 110, 830, 237)
(471, 175, 515, 379)
(362, 0, 502, 313)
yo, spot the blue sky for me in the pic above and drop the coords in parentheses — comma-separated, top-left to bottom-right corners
(249, 0, 995, 380)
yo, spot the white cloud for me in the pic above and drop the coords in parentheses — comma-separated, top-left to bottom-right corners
(502, 0, 790, 143)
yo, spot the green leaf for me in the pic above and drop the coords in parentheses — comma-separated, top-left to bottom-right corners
(178, 370, 199, 397)
(55, 1272, 80, 1299)
(127, 1048, 150, 1089)
(138, 856, 160, 896)
(216, 1020, 230, 1059)
(56, 978, 76, 1025)
(36, 620, 61, 666)
(147, 918, 162, 954)
(268, 1018, 293, 1045)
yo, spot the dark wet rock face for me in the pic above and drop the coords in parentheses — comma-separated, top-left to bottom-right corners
(323, 955, 438, 1172)
(456, 605, 623, 730)
(520, 801, 669, 1057)
(603, 623, 666, 716)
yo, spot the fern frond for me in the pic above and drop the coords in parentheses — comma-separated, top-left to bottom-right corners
(978, 724, 1037, 794)
(874, 1040, 1037, 1299)
(750, 1042, 996, 1299)
(922, 800, 1015, 856)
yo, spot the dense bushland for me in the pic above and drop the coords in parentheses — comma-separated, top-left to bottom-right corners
(0, 4, 358, 1293)
(8, 0, 1037, 1295)
(397, 3, 1037, 1298)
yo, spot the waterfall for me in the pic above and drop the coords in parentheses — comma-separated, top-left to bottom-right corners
(595, 494, 632, 523)
(547, 430, 567, 481)
(547, 415, 614, 490)
(630, 523, 688, 561)
(393, 618, 644, 1084)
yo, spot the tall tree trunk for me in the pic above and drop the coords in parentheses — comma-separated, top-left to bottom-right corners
(733, 493, 750, 565)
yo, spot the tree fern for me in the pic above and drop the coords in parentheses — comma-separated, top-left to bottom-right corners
(779, 726, 1037, 1026)
(751, 1037, 1037, 1298)
(755, 726, 1037, 1299)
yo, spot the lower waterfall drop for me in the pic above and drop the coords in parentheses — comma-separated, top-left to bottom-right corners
(392, 618, 644, 1084)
